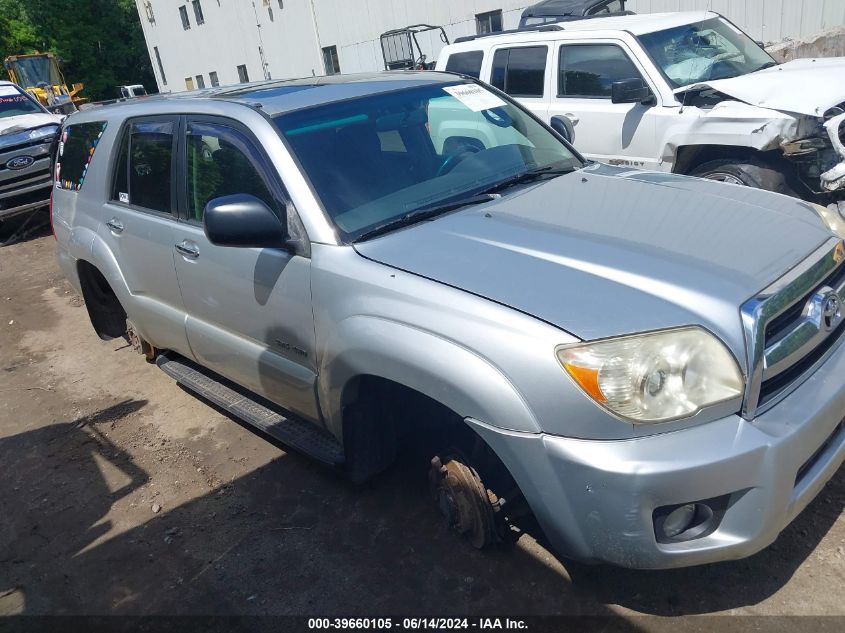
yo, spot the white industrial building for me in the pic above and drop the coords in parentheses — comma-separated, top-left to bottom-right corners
(134, 0, 845, 93)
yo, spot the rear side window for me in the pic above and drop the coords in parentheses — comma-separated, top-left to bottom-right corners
(558, 44, 643, 98)
(111, 120, 174, 213)
(490, 46, 548, 98)
(445, 51, 484, 78)
(56, 122, 107, 191)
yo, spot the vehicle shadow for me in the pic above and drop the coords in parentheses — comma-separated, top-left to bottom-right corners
(1, 393, 840, 617)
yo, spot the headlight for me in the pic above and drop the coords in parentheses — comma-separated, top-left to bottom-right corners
(557, 327, 744, 424)
(810, 202, 845, 238)
(28, 124, 59, 142)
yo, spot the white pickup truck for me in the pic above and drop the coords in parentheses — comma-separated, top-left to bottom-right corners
(436, 11, 845, 206)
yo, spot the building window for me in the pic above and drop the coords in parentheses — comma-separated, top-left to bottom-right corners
(192, 0, 205, 26)
(476, 10, 503, 35)
(237, 64, 250, 83)
(179, 5, 191, 30)
(209, 71, 219, 87)
(322, 46, 340, 75)
(185, 77, 195, 90)
(154, 46, 167, 85)
(195, 75, 206, 89)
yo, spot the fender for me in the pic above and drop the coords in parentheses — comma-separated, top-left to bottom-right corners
(318, 315, 543, 440)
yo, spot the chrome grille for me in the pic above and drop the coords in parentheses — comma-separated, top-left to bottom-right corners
(741, 238, 845, 418)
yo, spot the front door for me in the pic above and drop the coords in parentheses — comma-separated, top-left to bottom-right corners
(99, 117, 191, 354)
(549, 41, 660, 170)
(171, 117, 319, 422)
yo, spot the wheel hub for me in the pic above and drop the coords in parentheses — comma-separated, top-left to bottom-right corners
(428, 453, 499, 549)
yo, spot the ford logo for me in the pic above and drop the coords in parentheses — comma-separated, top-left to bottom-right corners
(6, 155, 35, 170)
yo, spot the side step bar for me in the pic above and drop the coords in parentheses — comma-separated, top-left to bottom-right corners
(156, 353, 344, 466)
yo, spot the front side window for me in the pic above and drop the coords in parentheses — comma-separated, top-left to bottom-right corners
(588, 0, 624, 15)
(444, 51, 484, 79)
(179, 5, 191, 30)
(55, 122, 107, 191)
(112, 120, 174, 213)
(558, 44, 642, 98)
(491, 46, 548, 98)
(476, 10, 503, 35)
(322, 46, 341, 75)
(637, 17, 775, 88)
(185, 122, 275, 222)
(275, 81, 581, 241)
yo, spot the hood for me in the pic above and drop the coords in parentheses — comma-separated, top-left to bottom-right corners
(676, 57, 845, 117)
(0, 112, 61, 135)
(355, 164, 833, 362)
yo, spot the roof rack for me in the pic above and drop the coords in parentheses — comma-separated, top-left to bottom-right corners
(454, 24, 563, 44)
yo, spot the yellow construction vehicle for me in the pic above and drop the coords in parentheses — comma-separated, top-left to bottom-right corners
(3, 52, 86, 114)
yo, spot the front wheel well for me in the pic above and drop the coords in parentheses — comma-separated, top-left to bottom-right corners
(672, 144, 763, 175)
(77, 260, 127, 340)
(340, 375, 516, 491)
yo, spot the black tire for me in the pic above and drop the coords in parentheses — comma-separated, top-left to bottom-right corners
(690, 158, 798, 198)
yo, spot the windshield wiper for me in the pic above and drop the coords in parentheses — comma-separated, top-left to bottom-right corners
(353, 193, 498, 242)
(755, 61, 778, 71)
(480, 165, 575, 195)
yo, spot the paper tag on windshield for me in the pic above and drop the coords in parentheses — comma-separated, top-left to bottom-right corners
(443, 84, 507, 112)
(0, 86, 21, 97)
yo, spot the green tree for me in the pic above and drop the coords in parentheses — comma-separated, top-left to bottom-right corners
(0, 0, 155, 101)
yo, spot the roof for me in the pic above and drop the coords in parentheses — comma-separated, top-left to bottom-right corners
(448, 11, 719, 48)
(74, 72, 462, 119)
(521, 0, 620, 18)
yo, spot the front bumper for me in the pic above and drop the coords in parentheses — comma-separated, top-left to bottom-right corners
(469, 332, 845, 569)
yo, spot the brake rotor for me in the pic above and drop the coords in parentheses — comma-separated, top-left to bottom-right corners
(429, 452, 499, 549)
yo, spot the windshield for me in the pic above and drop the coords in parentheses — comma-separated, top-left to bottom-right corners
(0, 85, 46, 119)
(8, 56, 63, 88)
(637, 17, 775, 88)
(275, 81, 581, 241)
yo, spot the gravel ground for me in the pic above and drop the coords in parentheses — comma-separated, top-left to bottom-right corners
(0, 228, 843, 621)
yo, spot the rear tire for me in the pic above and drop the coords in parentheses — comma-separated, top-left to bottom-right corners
(690, 158, 798, 198)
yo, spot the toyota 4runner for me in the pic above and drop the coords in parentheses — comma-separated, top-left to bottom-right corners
(53, 73, 845, 569)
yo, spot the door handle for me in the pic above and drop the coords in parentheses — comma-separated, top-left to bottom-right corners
(106, 218, 124, 233)
(564, 113, 579, 125)
(175, 241, 200, 259)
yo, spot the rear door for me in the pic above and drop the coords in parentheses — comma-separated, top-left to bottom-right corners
(170, 116, 319, 422)
(487, 43, 552, 122)
(98, 116, 191, 354)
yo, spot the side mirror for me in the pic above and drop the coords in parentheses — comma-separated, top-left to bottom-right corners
(611, 78, 654, 105)
(550, 115, 575, 144)
(204, 194, 288, 248)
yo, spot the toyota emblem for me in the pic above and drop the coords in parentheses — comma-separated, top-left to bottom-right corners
(822, 293, 842, 331)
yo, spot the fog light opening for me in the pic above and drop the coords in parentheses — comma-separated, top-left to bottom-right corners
(654, 502, 716, 543)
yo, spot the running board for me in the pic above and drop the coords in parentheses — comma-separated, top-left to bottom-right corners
(156, 353, 344, 466)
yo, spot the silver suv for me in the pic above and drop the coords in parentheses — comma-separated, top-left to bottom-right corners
(53, 72, 845, 569)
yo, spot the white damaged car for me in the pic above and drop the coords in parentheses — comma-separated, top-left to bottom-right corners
(436, 11, 845, 209)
